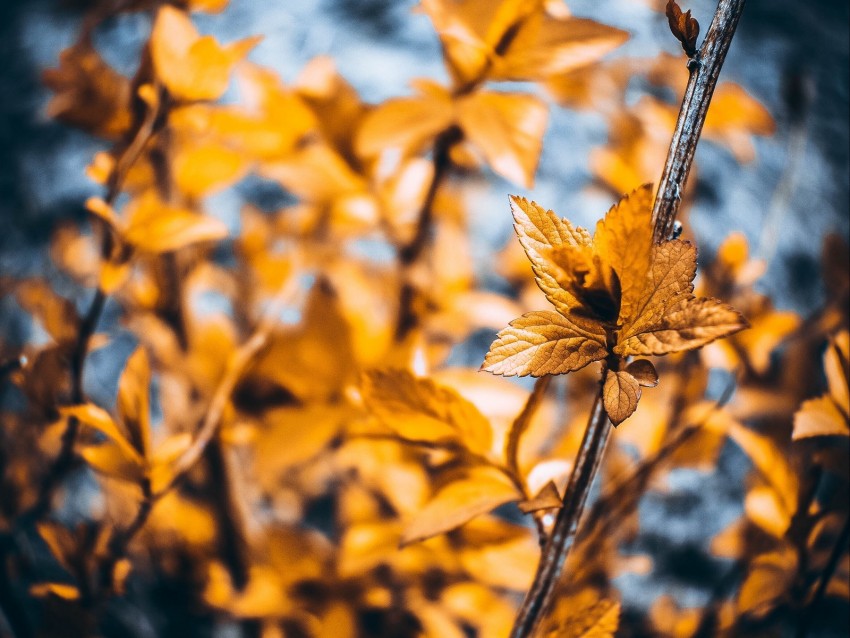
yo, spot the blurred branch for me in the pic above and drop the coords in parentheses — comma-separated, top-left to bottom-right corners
(25, 89, 163, 525)
(652, 0, 748, 242)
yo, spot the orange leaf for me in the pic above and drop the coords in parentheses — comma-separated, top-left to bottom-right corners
(151, 6, 261, 102)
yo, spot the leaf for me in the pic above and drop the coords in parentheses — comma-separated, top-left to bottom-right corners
(793, 396, 849, 439)
(624, 359, 658, 387)
(173, 141, 247, 198)
(401, 466, 521, 545)
(665, 0, 700, 57)
(79, 439, 146, 484)
(508, 195, 593, 317)
(150, 6, 261, 101)
(124, 191, 228, 253)
(603, 370, 641, 426)
(518, 480, 562, 513)
(617, 297, 748, 357)
(117, 347, 152, 460)
(482, 310, 607, 377)
(30, 583, 81, 600)
(592, 184, 654, 323)
(356, 90, 454, 158)
(456, 91, 548, 187)
(362, 369, 493, 454)
(543, 589, 620, 638)
(15, 281, 80, 345)
(492, 14, 628, 82)
(42, 38, 131, 139)
(62, 404, 142, 467)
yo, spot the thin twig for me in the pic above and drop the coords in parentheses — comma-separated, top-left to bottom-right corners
(652, 0, 748, 242)
(506, 376, 552, 545)
(510, 387, 612, 638)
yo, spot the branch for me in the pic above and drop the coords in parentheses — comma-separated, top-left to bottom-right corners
(652, 0, 748, 242)
(25, 94, 162, 524)
(395, 126, 463, 341)
(510, 386, 612, 638)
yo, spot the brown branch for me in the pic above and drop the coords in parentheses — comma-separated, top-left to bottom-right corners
(24, 94, 162, 525)
(652, 0, 748, 242)
(394, 126, 463, 341)
(510, 385, 613, 638)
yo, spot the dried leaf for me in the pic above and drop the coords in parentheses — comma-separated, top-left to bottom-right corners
(456, 91, 548, 187)
(356, 90, 453, 158)
(518, 480, 562, 513)
(665, 0, 700, 57)
(544, 589, 620, 637)
(482, 310, 606, 377)
(15, 281, 80, 345)
(624, 359, 658, 387)
(603, 369, 641, 426)
(401, 466, 521, 545)
(362, 369, 493, 454)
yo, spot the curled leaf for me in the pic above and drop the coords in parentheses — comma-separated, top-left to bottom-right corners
(518, 480, 562, 514)
(665, 0, 700, 57)
(624, 359, 658, 387)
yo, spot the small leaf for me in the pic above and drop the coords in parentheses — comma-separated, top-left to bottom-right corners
(665, 0, 700, 57)
(518, 480, 562, 514)
(603, 370, 641, 426)
(62, 404, 141, 465)
(117, 347, 152, 460)
(624, 359, 658, 388)
(79, 439, 146, 484)
(356, 91, 454, 158)
(544, 589, 621, 638)
(123, 192, 228, 253)
(401, 466, 521, 545)
(362, 369, 492, 454)
(482, 310, 607, 377)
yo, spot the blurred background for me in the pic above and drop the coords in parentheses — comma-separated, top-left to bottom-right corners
(0, 0, 847, 634)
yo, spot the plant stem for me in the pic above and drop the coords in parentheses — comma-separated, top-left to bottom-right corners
(510, 388, 612, 638)
(394, 126, 463, 341)
(652, 0, 748, 243)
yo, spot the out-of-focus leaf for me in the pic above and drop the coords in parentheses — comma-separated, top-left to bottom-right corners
(15, 281, 80, 345)
(362, 369, 492, 454)
(123, 191, 229, 253)
(117, 347, 152, 460)
(151, 6, 261, 102)
(456, 90, 548, 187)
(543, 589, 620, 637)
(401, 466, 521, 545)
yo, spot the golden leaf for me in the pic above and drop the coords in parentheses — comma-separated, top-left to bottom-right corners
(62, 404, 141, 466)
(603, 369, 641, 426)
(457, 91, 548, 187)
(123, 192, 229, 253)
(362, 369, 493, 454)
(481, 311, 607, 377)
(793, 332, 850, 439)
(617, 297, 749, 356)
(593, 184, 654, 323)
(173, 140, 247, 198)
(117, 347, 153, 460)
(79, 438, 146, 484)
(356, 90, 454, 158)
(508, 195, 593, 317)
(15, 281, 80, 345)
(401, 466, 521, 545)
(518, 480, 562, 513)
(29, 583, 81, 601)
(491, 14, 628, 82)
(150, 6, 261, 102)
(543, 589, 620, 638)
